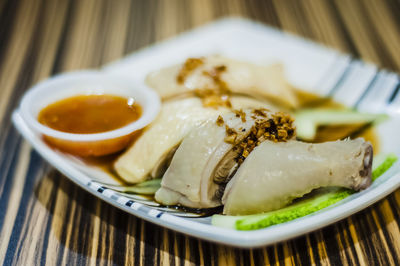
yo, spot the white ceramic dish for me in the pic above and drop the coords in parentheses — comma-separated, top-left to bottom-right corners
(12, 18, 400, 247)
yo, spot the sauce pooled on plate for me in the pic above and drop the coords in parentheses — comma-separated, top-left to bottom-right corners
(38, 94, 142, 134)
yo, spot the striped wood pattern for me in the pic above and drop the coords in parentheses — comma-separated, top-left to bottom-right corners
(1, 0, 400, 265)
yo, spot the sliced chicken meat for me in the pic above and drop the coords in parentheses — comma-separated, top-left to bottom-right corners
(155, 109, 296, 208)
(114, 97, 276, 183)
(222, 138, 373, 215)
(146, 55, 298, 108)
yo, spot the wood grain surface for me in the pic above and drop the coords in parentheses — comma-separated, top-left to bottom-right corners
(1, 0, 400, 265)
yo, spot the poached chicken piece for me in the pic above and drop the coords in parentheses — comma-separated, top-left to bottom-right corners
(222, 138, 373, 215)
(146, 56, 298, 108)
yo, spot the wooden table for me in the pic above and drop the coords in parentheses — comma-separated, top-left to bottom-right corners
(1, 0, 400, 265)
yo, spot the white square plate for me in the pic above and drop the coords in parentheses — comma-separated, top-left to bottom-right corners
(12, 18, 400, 247)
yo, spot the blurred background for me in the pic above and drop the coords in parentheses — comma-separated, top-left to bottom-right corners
(1, 0, 399, 77)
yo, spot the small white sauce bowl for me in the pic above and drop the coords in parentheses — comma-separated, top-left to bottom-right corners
(19, 71, 161, 156)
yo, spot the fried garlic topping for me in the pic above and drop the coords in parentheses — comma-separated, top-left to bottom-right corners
(216, 108, 295, 164)
(176, 58, 204, 84)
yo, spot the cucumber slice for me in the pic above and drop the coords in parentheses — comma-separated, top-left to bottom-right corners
(372, 153, 398, 181)
(294, 109, 388, 140)
(211, 214, 244, 229)
(119, 178, 161, 195)
(235, 188, 352, 230)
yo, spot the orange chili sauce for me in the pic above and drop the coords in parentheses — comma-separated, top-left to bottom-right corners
(38, 95, 142, 134)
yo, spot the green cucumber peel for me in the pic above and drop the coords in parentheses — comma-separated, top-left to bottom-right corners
(120, 178, 161, 195)
(372, 153, 398, 181)
(235, 188, 352, 230)
(294, 109, 388, 140)
(212, 153, 397, 230)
